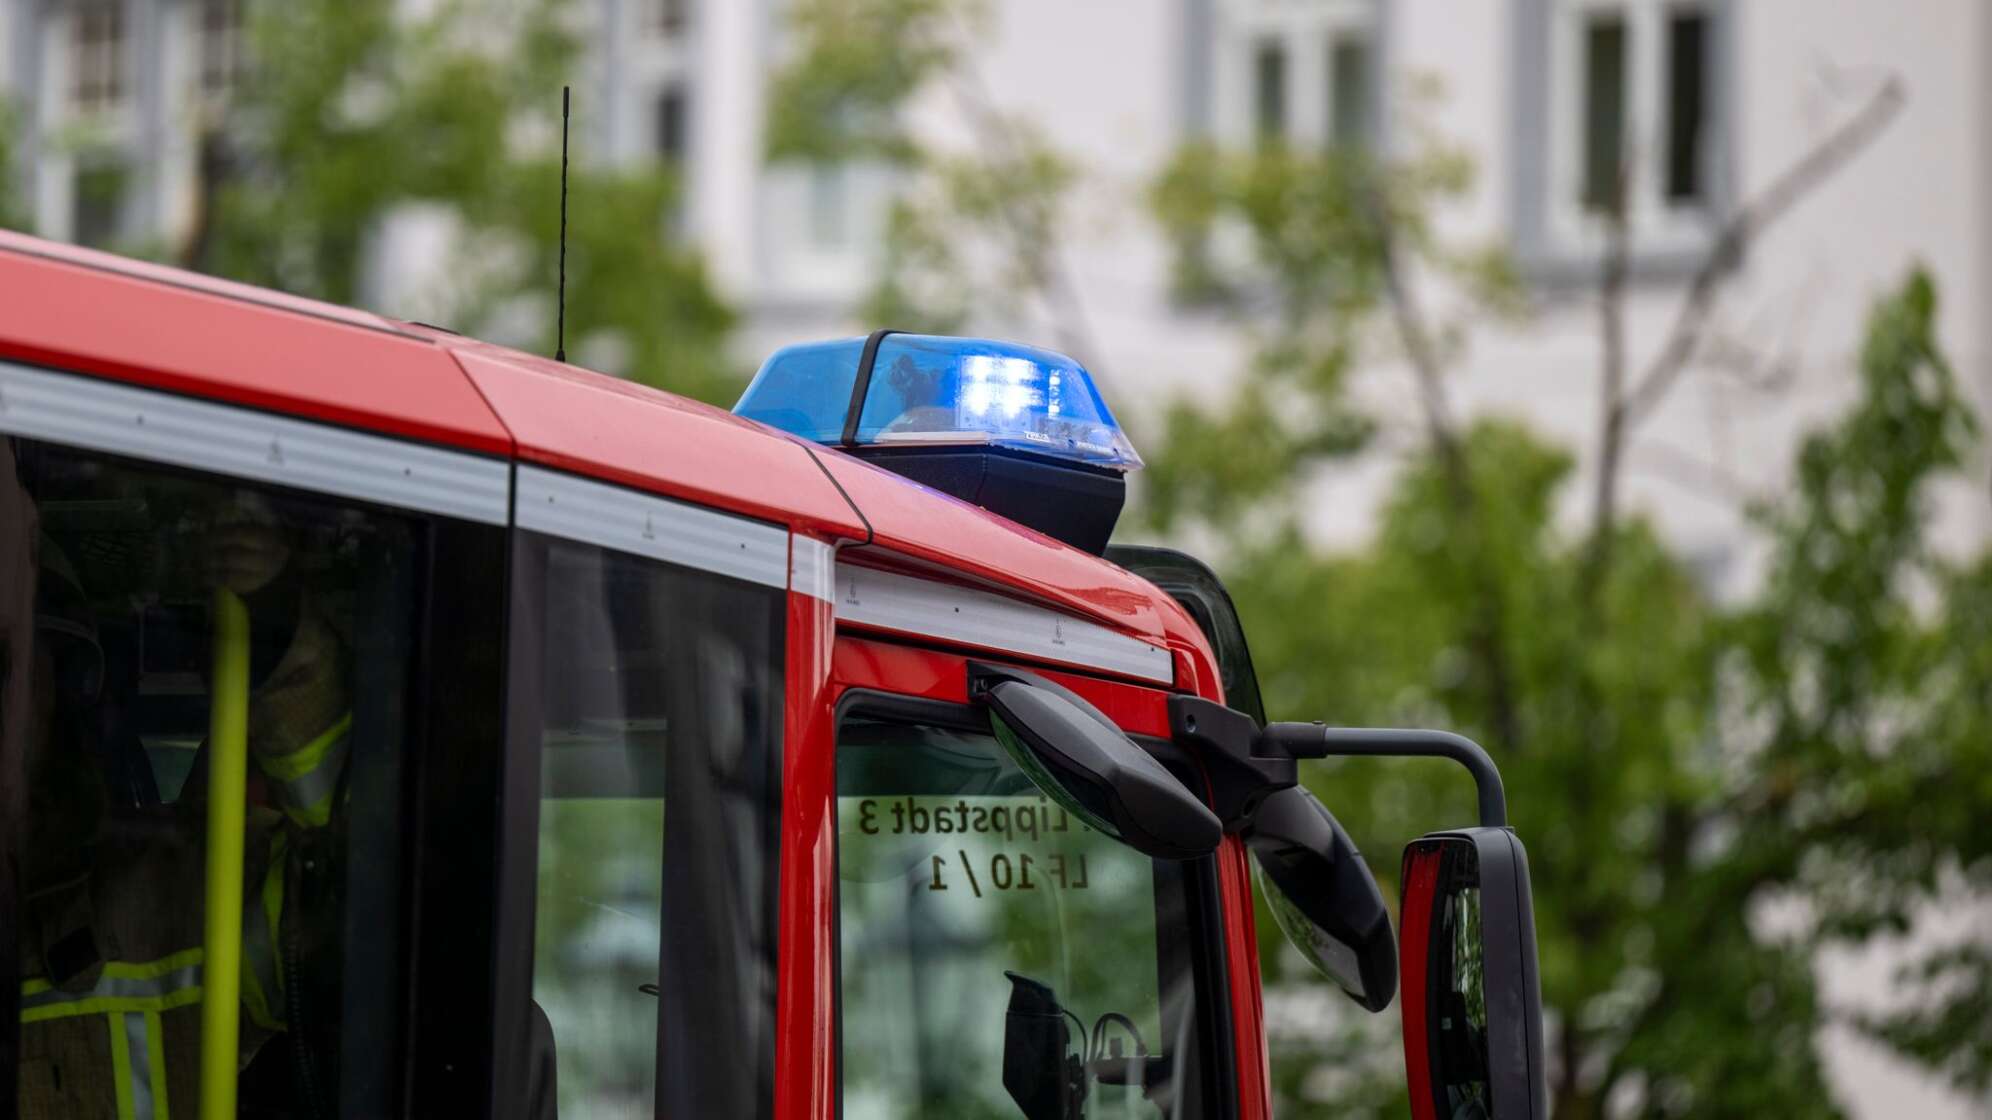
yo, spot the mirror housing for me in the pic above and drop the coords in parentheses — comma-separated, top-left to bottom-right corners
(1002, 971, 1085, 1120)
(1244, 786, 1397, 1012)
(970, 664, 1221, 860)
(1399, 828, 1546, 1120)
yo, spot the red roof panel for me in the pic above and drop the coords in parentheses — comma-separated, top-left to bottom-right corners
(0, 234, 512, 455)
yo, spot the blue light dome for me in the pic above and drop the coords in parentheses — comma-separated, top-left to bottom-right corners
(734, 333, 1143, 473)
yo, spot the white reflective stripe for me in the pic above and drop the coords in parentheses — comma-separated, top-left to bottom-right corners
(516, 465, 788, 588)
(123, 1012, 156, 1120)
(18, 963, 204, 1014)
(0, 359, 510, 525)
(832, 562, 1175, 684)
(790, 536, 835, 601)
(269, 731, 349, 817)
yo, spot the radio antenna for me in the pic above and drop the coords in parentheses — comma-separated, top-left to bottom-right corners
(555, 85, 571, 362)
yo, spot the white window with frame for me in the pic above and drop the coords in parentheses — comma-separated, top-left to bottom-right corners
(1212, 0, 1379, 150)
(69, 158, 129, 249)
(69, 0, 128, 117)
(644, 0, 690, 40)
(1517, 0, 1731, 277)
(654, 81, 688, 165)
(623, 0, 695, 168)
(199, 0, 247, 99)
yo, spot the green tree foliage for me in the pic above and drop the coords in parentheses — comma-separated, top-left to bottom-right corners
(1144, 122, 1990, 1115)
(171, 0, 731, 399)
(0, 100, 30, 233)
(764, 0, 958, 166)
(1141, 119, 1521, 536)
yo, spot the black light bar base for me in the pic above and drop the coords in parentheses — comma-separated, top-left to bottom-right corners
(849, 445, 1126, 555)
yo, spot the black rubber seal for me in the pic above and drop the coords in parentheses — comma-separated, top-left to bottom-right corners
(840, 328, 901, 447)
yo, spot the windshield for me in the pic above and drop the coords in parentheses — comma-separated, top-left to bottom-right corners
(836, 712, 1226, 1119)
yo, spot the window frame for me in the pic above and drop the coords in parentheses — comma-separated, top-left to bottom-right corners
(0, 356, 514, 1117)
(198, 0, 248, 100)
(654, 82, 689, 164)
(68, 0, 128, 116)
(1512, 0, 1736, 286)
(490, 470, 790, 1120)
(1205, 0, 1383, 151)
(645, 0, 691, 39)
(829, 682, 1240, 1119)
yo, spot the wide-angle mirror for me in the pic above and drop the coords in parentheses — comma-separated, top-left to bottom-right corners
(1399, 828, 1546, 1120)
(970, 664, 1220, 860)
(1243, 786, 1397, 1012)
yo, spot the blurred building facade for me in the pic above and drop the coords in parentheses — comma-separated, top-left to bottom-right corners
(1, 2, 1987, 1113)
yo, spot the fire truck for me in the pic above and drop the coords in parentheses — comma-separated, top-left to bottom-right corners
(0, 229, 1544, 1119)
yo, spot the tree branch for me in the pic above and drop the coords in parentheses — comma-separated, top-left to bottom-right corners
(1378, 214, 1470, 499)
(1580, 153, 1637, 609)
(1622, 75, 1904, 427)
(1374, 193, 1524, 755)
(178, 123, 233, 273)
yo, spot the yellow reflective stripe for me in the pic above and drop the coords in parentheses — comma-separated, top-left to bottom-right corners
(258, 712, 351, 781)
(241, 835, 287, 1032)
(146, 1009, 170, 1118)
(260, 712, 351, 826)
(110, 1012, 136, 1120)
(285, 786, 336, 828)
(21, 947, 206, 995)
(20, 948, 206, 1024)
(239, 959, 278, 1033)
(19, 987, 204, 1024)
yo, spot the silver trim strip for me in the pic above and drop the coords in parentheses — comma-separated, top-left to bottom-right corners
(515, 465, 789, 588)
(0, 360, 509, 524)
(832, 562, 1174, 684)
(791, 536, 835, 601)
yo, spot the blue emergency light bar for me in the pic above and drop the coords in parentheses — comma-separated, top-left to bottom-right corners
(734, 332, 1141, 552)
(734, 332, 1144, 472)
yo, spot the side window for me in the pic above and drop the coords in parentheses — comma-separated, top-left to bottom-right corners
(5, 433, 421, 1115)
(1209, 0, 1380, 150)
(836, 710, 1227, 1118)
(522, 533, 784, 1117)
(1515, 0, 1730, 274)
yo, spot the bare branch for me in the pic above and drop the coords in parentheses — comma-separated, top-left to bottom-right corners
(1622, 75, 1904, 426)
(1698, 330, 1802, 395)
(1372, 189, 1524, 754)
(1580, 151, 1637, 608)
(1627, 438, 1758, 505)
(1377, 214, 1469, 491)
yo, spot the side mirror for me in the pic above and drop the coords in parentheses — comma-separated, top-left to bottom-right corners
(1002, 971, 1085, 1120)
(1244, 786, 1397, 1012)
(1399, 828, 1546, 1120)
(971, 664, 1221, 860)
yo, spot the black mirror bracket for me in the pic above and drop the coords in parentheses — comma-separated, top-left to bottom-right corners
(1168, 696, 1508, 831)
(1167, 695, 1299, 831)
(1264, 724, 1507, 829)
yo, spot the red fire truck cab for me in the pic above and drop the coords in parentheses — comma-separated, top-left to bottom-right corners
(0, 232, 1543, 1120)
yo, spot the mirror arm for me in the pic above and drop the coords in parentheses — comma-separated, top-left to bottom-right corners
(1170, 698, 1509, 830)
(1263, 724, 1508, 828)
